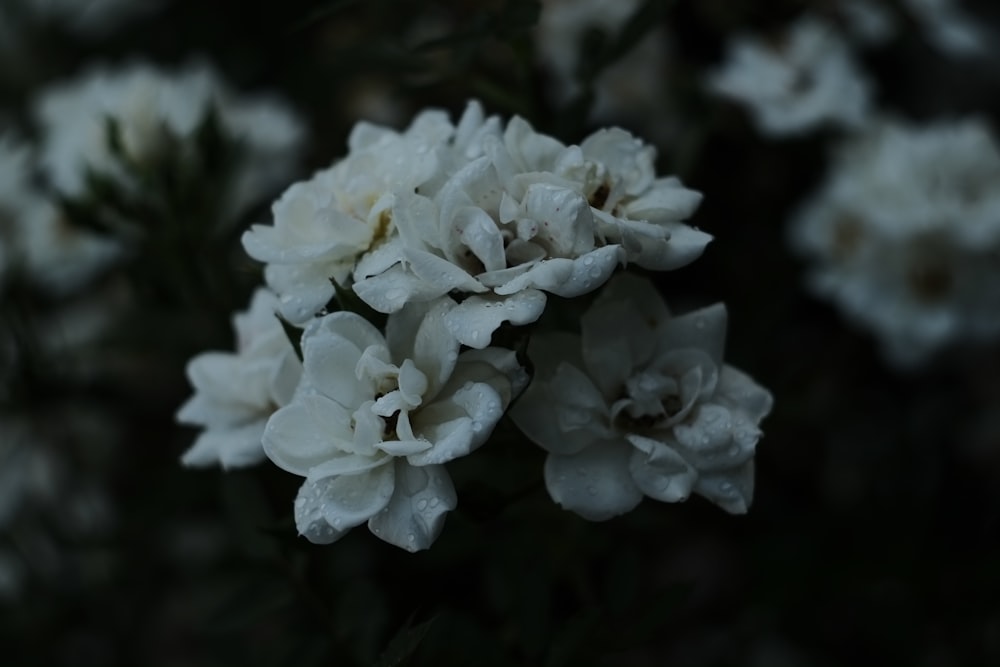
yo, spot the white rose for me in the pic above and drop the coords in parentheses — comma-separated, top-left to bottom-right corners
(511, 273, 773, 519)
(262, 299, 523, 551)
(177, 288, 302, 468)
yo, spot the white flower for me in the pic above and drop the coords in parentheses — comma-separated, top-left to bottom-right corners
(248, 101, 708, 348)
(789, 117, 1000, 366)
(708, 16, 873, 137)
(34, 60, 304, 218)
(535, 0, 671, 136)
(836, 0, 896, 45)
(903, 0, 992, 58)
(241, 106, 482, 323)
(510, 273, 773, 520)
(177, 288, 303, 468)
(0, 132, 118, 294)
(262, 299, 524, 551)
(351, 104, 709, 347)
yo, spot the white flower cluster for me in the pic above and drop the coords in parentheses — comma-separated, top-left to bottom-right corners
(0, 132, 118, 294)
(244, 101, 709, 344)
(708, 16, 873, 137)
(789, 118, 1000, 366)
(182, 102, 772, 551)
(177, 288, 302, 469)
(34, 60, 305, 219)
(511, 274, 772, 518)
(835, 0, 991, 54)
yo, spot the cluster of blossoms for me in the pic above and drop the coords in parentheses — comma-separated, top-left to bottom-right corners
(34, 60, 304, 220)
(707, 1, 993, 139)
(0, 132, 117, 295)
(180, 101, 773, 551)
(708, 15, 873, 137)
(0, 58, 305, 598)
(789, 118, 1000, 366)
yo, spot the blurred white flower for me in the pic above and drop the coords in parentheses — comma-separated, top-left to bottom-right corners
(34, 60, 304, 218)
(0, 132, 118, 294)
(242, 105, 486, 323)
(834, 0, 993, 57)
(837, 0, 896, 45)
(511, 273, 773, 520)
(708, 16, 873, 137)
(903, 0, 992, 58)
(177, 288, 302, 468)
(535, 0, 671, 136)
(262, 300, 524, 551)
(789, 117, 1000, 366)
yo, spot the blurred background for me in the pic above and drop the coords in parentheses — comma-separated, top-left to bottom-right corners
(2, 0, 1000, 665)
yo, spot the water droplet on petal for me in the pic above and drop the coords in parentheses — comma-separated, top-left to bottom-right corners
(429, 497, 440, 508)
(416, 499, 428, 511)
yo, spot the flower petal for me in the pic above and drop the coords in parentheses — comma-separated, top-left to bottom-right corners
(403, 247, 487, 294)
(622, 178, 703, 221)
(386, 298, 460, 400)
(294, 477, 348, 545)
(658, 303, 728, 367)
(316, 463, 396, 530)
(407, 379, 504, 465)
(454, 206, 507, 273)
(694, 462, 754, 514)
(544, 440, 644, 521)
(715, 365, 774, 422)
(180, 420, 268, 469)
(443, 289, 547, 348)
(627, 436, 699, 503)
(494, 245, 622, 298)
(263, 263, 340, 324)
(262, 393, 354, 475)
(352, 263, 448, 314)
(368, 460, 457, 551)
